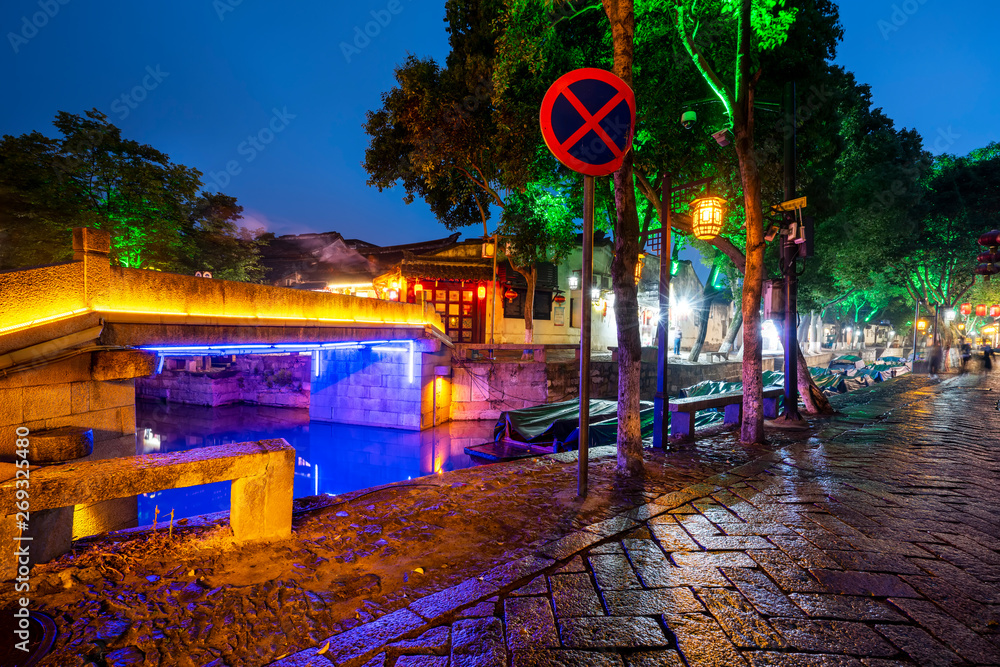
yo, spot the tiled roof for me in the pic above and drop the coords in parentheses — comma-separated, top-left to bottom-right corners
(398, 258, 493, 282)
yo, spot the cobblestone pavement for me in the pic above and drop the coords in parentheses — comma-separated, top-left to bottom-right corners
(276, 372, 1000, 666)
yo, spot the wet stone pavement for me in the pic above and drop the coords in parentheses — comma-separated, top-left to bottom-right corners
(277, 372, 1000, 667)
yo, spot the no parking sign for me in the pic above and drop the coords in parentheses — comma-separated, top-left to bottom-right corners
(539, 68, 636, 176)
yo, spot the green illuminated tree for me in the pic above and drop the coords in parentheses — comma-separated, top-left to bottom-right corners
(667, 0, 798, 443)
(499, 183, 578, 342)
(0, 109, 266, 280)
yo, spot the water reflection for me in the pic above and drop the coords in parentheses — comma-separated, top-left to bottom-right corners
(135, 400, 495, 524)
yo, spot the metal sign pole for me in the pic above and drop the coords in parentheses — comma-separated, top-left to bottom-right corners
(579, 175, 594, 497)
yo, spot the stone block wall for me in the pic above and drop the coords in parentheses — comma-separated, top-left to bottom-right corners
(0, 350, 154, 539)
(136, 354, 310, 408)
(448, 359, 657, 422)
(310, 344, 450, 431)
(449, 352, 837, 421)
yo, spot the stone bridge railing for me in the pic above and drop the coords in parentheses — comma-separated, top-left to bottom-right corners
(0, 438, 294, 580)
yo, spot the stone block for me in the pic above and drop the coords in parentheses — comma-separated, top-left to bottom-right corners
(90, 379, 135, 410)
(23, 383, 72, 421)
(73, 496, 138, 539)
(230, 446, 293, 541)
(332, 408, 366, 423)
(91, 350, 156, 381)
(70, 382, 91, 414)
(399, 414, 421, 430)
(366, 411, 399, 427)
(26, 426, 93, 463)
(0, 387, 23, 427)
(451, 617, 506, 667)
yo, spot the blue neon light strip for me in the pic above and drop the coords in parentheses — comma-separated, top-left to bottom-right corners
(140, 339, 418, 382)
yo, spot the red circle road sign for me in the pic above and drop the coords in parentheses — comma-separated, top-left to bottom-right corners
(540, 68, 636, 177)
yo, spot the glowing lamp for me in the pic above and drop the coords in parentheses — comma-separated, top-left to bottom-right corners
(691, 195, 726, 241)
(961, 303, 972, 316)
(959, 323, 966, 331)
(414, 283, 423, 293)
(977, 304, 988, 317)
(916, 320, 927, 332)
(568, 274, 580, 290)
(635, 253, 646, 284)
(504, 288, 518, 302)
(553, 294, 566, 304)
(477, 285, 486, 299)
(481, 240, 496, 258)
(389, 290, 399, 301)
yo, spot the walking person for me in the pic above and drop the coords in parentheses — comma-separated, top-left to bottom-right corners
(961, 339, 972, 373)
(983, 342, 994, 372)
(672, 327, 682, 356)
(929, 343, 942, 380)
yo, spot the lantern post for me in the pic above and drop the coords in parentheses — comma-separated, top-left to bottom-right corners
(652, 178, 719, 449)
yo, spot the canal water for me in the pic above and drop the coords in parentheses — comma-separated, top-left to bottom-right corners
(135, 400, 496, 525)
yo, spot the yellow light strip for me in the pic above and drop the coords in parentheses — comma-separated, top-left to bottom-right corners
(0, 308, 89, 335)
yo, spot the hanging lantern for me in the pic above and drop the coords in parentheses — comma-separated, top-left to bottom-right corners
(477, 285, 486, 299)
(504, 288, 518, 302)
(917, 319, 928, 332)
(977, 304, 988, 317)
(389, 289, 399, 301)
(691, 195, 726, 241)
(961, 303, 973, 316)
(978, 230, 1000, 246)
(992, 305, 1000, 318)
(553, 294, 566, 304)
(413, 283, 423, 293)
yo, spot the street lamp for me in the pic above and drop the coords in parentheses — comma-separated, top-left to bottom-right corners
(691, 195, 726, 240)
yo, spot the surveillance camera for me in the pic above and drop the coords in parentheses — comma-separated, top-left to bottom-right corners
(712, 128, 732, 147)
(680, 110, 697, 129)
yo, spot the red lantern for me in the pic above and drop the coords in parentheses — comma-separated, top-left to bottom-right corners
(477, 285, 486, 299)
(979, 230, 1000, 246)
(990, 305, 1000, 318)
(553, 294, 566, 304)
(976, 304, 987, 317)
(504, 288, 518, 301)
(961, 303, 972, 316)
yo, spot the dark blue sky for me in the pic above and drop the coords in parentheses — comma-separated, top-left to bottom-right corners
(2, 1, 997, 245)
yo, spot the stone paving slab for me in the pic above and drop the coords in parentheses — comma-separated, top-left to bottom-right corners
(269, 373, 1000, 667)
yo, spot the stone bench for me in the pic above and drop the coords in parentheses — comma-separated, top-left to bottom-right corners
(669, 387, 784, 438)
(0, 438, 294, 580)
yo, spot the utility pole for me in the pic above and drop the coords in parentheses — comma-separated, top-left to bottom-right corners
(782, 81, 801, 421)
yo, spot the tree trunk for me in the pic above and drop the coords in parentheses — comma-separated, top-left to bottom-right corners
(719, 310, 743, 354)
(687, 293, 712, 362)
(603, 0, 643, 476)
(733, 0, 766, 444)
(511, 264, 537, 348)
(689, 264, 720, 362)
(775, 318, 835, 415)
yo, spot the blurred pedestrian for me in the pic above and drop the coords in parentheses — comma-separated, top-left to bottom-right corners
(983, 342, 994, 372)
(961, 339, 972, 373)
(929, 343, 942, 379)
(672, 327, 682, 356)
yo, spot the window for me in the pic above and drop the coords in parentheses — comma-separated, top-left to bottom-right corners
(503, 289, 553, 321)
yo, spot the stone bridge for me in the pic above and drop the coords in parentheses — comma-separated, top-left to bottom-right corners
(0, 228, 454, 543)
